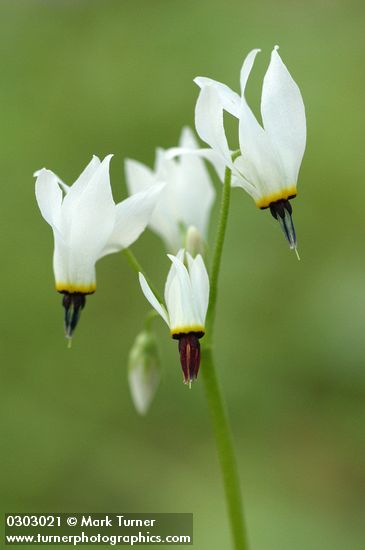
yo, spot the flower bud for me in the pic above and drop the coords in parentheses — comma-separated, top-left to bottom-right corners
(128, 330, 160, 415)
(185, 225, 206, 258)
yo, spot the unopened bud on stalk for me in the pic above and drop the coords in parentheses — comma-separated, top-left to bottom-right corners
(185, 225, 206, 258)
(128, 330, 160, 415)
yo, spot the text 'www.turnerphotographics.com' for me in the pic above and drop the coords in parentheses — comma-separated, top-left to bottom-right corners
(5, 513, 193, 546)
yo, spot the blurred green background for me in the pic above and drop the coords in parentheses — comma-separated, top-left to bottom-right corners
(1, 0, 364, 548)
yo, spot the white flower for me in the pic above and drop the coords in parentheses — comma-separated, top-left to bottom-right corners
(195, 46, 306, 252)
(138, 250, 209, 384)
(125, 127, 216, 253)
(35, 154, 163, 337)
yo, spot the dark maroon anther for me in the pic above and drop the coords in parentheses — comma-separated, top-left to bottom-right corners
(175, 332, 203, 385)
(61, 292, 86, 338)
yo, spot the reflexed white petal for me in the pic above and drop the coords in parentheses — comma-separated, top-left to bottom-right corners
(186, 253, 209, 323)
(125, 158, 156, 195)
(164, 249, 185, 304)
(100, 183, 165, 256)
(61, 155, 101, 217)
(147, 151, 184, 252)
(166, 146, 226, 182)
(179, 126, 199, 149)
(34, 168, 70, 194)
(65, 155, 116, 276)
(139, 273, 169, 325)
(195, 85, 233, 169)
(194, 77, 241, 117)
(52, 233, 69, 286)
(174, 147, 215, 241)
(149, 197, 182, 252)
(261, 46, 306, 184)
(73, 154, 100, 187)
(165, 254, 200, 329)
(35, 168, 62, 229)
(125, 155, 180, 251)
(239, 90, 284, 194)
(232, 156, 261, 199)
(238, 47, 286, 193)
(154, 147, 178, 181)
(240, 49, 261, 95)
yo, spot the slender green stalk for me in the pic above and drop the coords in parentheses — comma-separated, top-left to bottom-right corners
(144, 309, 158, 331)
(123, 248, 163, 303)
(201, 166, 249, 549)
(205, 166, 233, 339)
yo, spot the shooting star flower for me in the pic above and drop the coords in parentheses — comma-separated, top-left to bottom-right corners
(195, 46, 306, 255)
(35, 155, 163, 341)
(138, 250, 209, 385)
(125, 127, 216, 254)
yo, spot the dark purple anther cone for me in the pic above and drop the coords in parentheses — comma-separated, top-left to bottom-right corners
(175, 332, 204, 385)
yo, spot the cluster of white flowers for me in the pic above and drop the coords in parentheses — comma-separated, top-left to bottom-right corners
(35, 47, 306, 408)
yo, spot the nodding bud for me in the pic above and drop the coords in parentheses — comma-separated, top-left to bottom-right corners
(269, 199, 297, 251)
(185, 225, 206, 258)
(176, 332, 203, 385)
(128, 331, 160, 415)
(62, 292, 86, 340)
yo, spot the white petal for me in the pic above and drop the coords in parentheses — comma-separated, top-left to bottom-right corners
(186, 253, 209, 324)
(240, 49, 261, 95)
(261, 46, 306, 184)
(239, 52, 284, 195)
(164, 249, 185, 304)
(34, 168, 70, 194)
(166, 146, 226, 182)
(194, 77, 241, 117)
(52, 232, 69, 287)
(154, 147, 178, 181)
(139, 273, 169, 325)
(173, 144, 215, 241)
(35, 168, 62, 229)
(65, 155, 116, 275)
(125, 156, 180, 251)
(179, 126, 199, 148)
(61, 155, 101, 218)
(101, 183, 165, 256)
(165, 254, 201, 329)
(239, 101, 284, 195)
(195, 85, 233, 169)
(232, 156, 262, 199)
(125, 158, 156, 195)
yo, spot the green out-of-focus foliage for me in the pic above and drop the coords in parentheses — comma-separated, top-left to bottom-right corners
(1, 1, 364, 548)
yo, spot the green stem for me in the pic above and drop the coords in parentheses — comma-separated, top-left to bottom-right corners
(123, 248, 163, 303)
(205, 166, 233, 339)
(144, 309, 158, 331)
(201, 166, 249, 549)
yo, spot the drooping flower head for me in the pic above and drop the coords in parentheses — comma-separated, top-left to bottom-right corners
(35, 155, 163, 340)
(125, 127, 216, 254)
(139, 250, 209, 385)
(195, 46, 306, 255)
